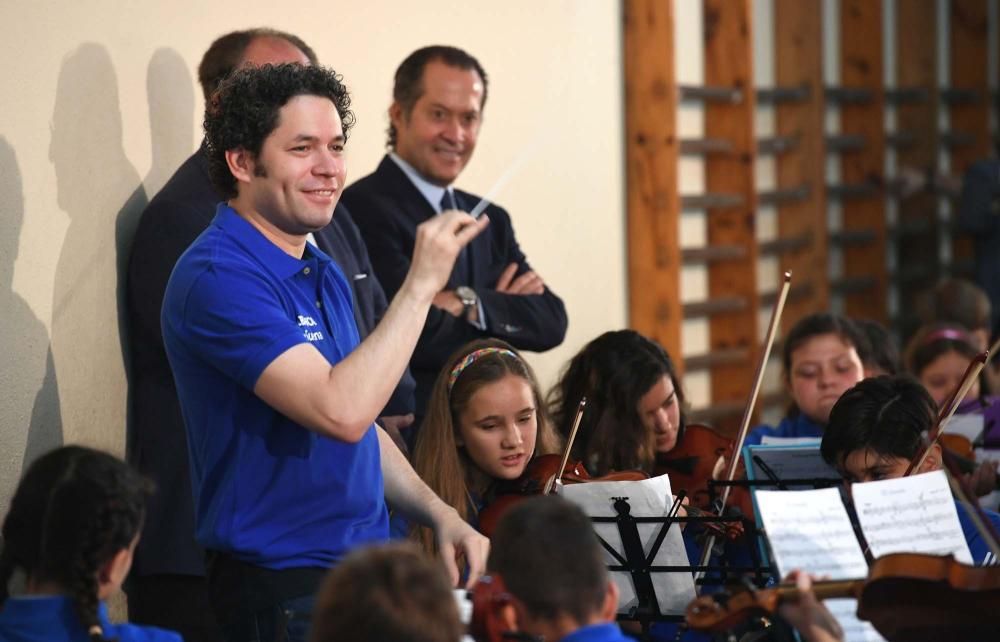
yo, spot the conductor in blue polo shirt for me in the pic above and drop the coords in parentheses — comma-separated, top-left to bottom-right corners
(161, 63, 490, 642)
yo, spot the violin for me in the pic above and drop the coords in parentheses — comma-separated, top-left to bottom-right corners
(685, 552, 1000, 641)
(478, 402, 743, 540)
(938, 433, 1000, 494)
(478, 399, 646, 536)
(654, 422, 733, 510)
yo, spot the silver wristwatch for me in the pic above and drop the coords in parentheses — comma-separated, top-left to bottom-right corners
(456, 286, 478, 315)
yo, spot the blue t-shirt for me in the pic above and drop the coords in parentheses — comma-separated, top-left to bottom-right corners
(162, 205, 388, 569)
(0, 596, 180, 642)
(744, 413, 823, 447)
(561, 623, 632, 642)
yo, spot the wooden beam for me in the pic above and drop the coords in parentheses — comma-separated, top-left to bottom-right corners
(895, 0, 940, 338)
(624, 0, 683, 365)
(839, 0, 887, 323)
(949, 0, 990, 272)
(704, 0, 759, 428)
(775, 0, 829, 332)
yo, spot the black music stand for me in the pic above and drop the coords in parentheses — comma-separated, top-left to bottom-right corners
(589, 495, 773, 641)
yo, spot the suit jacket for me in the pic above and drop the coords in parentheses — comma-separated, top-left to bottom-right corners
(126, 147, 415, 577)
(342, 155, 568, 415)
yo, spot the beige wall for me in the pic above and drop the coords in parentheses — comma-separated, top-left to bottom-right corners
(0, 1, 627, 506)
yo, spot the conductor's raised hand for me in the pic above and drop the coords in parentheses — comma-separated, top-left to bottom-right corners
(406, 210, 489, 301)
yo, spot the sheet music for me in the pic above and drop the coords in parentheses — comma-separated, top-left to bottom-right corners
(975, 448, 1000, 509)
(850, 470, 973, 564)
(744, 443, 842, 489)
(942, 413, 984, 442)
(755, 488, 884, 642)
(755, 487, 868, 578)
(558, 475, 696, 615)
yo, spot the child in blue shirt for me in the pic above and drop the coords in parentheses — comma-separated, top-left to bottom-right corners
(821, 376, 1000, 565)
(0, 446, 181, 642)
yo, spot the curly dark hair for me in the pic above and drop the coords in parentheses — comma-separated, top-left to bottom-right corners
(197, 28, 318, 101)
(547, 329, 686, 476)
(0, 446, 153, 642)
(387, 45, 488, 149)
(203, 63, 355, 199)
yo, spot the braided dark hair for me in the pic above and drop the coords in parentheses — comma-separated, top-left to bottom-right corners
(0, 446, 152, 641)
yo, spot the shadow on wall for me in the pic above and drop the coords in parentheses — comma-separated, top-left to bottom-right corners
(145, 47, 195, 197)
(48, 43, 147, 454)
(0, 137, 63, 509)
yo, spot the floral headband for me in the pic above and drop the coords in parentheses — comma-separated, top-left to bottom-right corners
(448, 347, 519, 392)
(921, 327, 974, 348)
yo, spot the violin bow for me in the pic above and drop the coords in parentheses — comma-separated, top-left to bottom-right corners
(904, 351, 987, 476)
(545, 397, 587, 494)
(694, 271, 792, 581)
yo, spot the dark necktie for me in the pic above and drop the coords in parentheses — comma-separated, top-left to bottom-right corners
(440, 190, 472, 283)
(440, 189, 458, 213)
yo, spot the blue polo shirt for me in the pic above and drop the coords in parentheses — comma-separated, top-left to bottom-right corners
(162, 204, 388, 570)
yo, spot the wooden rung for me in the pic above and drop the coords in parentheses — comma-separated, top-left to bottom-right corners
(825, 85, 875, 103)
(758, 184, 811, 206)
(759, 233, 814, 255)
(681, 245, 748, 264)
(679, 84, 743, 103)
(826, 133, 867, 152)
(940, 87, 982, 104)
(682, 296, 749, 319)
(827, 182, 881, 200)
(886, 131, 918, 149)
(830, 275, 878, 294)
(757, 134, 801, 155)
(756, 84, 811, 103)
(680, 192, 744, 210)
(940, 130, 976, 148)
(680, 137, 734, 155)
(885, 86, 930, 103)
(683, 347, 751, 372)
(829, 228, 877, 245)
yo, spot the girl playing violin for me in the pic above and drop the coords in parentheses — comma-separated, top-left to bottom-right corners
(412, 339, 561, 547)
(745, 313, 869, 446)
(904, 323, 1000, 498)
(547, 329, 685, 476)
(821, 375, 1000, 565)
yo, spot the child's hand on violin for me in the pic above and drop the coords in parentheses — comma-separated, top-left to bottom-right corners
(778, 571, 844, 642)
(967, 460, 998, 497)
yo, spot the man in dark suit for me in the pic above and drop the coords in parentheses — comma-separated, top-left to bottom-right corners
(342, 45, 568, 422)
(125, 29, 415, 642)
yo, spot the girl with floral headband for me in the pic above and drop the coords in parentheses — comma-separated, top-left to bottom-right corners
(411, 339, 561, 551)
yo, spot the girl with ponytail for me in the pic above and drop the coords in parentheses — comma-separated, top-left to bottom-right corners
(0, 445, 181, 642)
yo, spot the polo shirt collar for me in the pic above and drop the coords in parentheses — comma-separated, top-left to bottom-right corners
(389, 151, 454, 214)
(213, 203, 331, 279)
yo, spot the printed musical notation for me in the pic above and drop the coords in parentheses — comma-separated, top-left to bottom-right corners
(755, 487, 868, 579)
(851, 470, 973, 564)
(755, 488, 885, 642)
